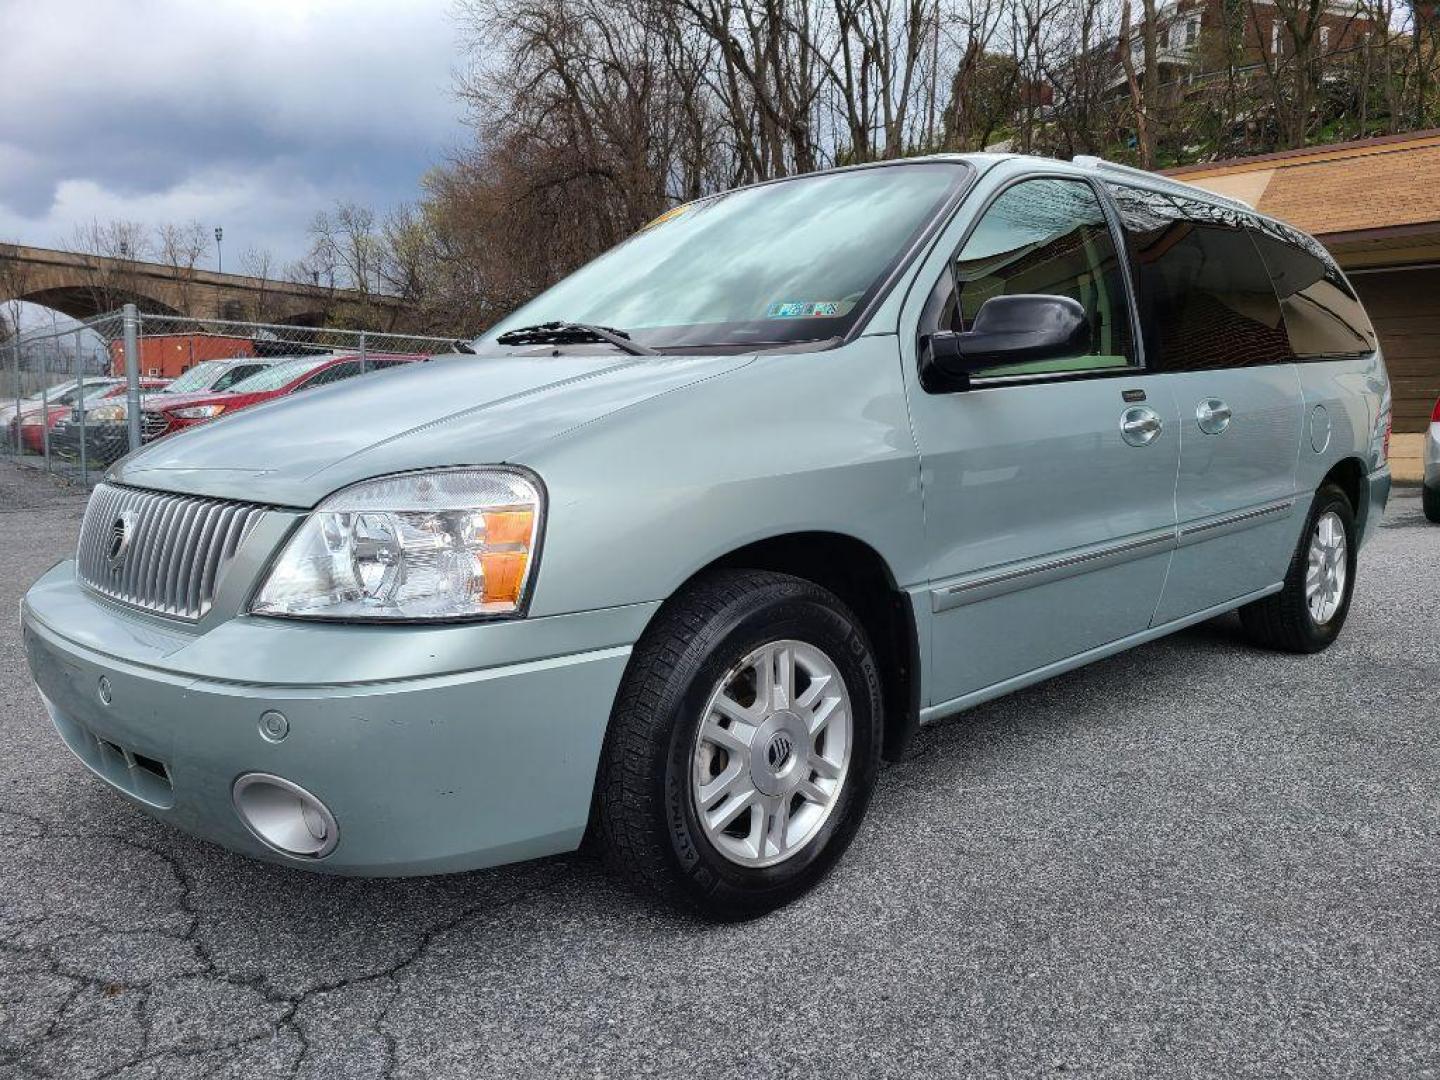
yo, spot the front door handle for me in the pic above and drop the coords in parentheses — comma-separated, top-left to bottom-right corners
(1196, 398, 1232, 435)
(1120, 406, 1163, 446)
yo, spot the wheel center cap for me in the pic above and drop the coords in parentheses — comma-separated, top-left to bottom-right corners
(750, 710, 807, 797)
(765, 732, 794, 771)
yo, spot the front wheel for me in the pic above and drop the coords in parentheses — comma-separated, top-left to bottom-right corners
(1239, 483, 1357, 653)
(594, 569, 883, 919)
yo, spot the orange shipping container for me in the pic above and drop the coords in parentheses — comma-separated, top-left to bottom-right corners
(108, 334, 255, 379)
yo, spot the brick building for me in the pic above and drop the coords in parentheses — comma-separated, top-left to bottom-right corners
(1108, 0, 1376, 92)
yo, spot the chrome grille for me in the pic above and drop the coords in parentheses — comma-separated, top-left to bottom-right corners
(140, 411, 169, 441)
(76, 484, 266, 620)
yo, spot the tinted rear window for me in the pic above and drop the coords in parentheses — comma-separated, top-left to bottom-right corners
(1106, 184, 1293, 372)
(1246, 220, 1376, 358)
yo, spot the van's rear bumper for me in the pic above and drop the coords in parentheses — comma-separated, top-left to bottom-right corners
(22, 561, 650, 876)
(1364, 465, 1391, 545)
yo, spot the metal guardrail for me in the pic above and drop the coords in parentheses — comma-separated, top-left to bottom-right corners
(3, 305, 471, 487)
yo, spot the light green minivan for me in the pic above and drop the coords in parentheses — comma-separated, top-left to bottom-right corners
(23, 154, 1391, 917)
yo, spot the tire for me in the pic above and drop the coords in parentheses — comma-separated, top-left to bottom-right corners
(594, 569, 884, 919)
(1424, 482, 1440, 524)
(1239, 483, 1357, 653)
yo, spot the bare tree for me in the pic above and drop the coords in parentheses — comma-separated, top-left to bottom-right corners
(239, 246, 293, 323)
(405, 0, 1440, 334)
(1250, 0, 1363, 147)
(154, 221, 207, 314)
(68, 219, 154, 315)
(307, 202, 389, 328)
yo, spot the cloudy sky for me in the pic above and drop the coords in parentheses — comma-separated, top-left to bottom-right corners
(1, 0, 469, 273)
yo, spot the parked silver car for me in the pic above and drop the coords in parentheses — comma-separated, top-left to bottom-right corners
(22, 155, 1391, 917)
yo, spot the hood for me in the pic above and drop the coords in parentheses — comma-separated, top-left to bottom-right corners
(112, 350, 755, 506)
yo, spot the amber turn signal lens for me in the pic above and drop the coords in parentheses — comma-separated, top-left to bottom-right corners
(481, 551, 529, 605)
(483, 509, 534, 546)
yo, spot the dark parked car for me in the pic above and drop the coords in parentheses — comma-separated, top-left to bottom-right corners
(48, 379, 172, 466)
(12, 379, 166, 456)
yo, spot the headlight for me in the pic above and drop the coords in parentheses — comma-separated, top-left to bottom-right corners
(251, 468, 544, 620)
(172, 404, 226, 419)
(87, 403, 127, 422)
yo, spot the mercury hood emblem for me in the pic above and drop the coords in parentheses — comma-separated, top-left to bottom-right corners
(108, 510, 138, 569)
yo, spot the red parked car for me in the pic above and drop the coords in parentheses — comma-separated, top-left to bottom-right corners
(12, 379, 168, 455)
(140, 353, 425, 441)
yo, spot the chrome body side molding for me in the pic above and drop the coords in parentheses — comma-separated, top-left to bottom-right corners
(929, 496, 1298, 614)
(930, 527, 1177, 612)
(1175, 498, 1295, 547)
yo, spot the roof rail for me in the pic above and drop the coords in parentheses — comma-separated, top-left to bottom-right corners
(1071, 155, 1254, 209)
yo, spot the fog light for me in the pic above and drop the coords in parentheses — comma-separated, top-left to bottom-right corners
(232, 773, 339, 858)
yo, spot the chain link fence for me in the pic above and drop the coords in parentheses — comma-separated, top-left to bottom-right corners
(3, 305, 474, 487)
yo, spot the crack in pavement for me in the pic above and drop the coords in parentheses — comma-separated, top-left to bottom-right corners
(1, 806, 574, 1079)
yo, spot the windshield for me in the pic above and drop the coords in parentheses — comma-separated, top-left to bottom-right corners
(481, 162, 970, 351)
(164, 360, 230, 394)
(22, 381, 78, 403)
(225, 356, 333, 394)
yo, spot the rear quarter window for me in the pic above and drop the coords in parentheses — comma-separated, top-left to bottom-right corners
(1105, 183, 1294, 371)
(1246, 220, 1377, 358)
(299, 360, 362, 389)
(212, 363, 267, 391)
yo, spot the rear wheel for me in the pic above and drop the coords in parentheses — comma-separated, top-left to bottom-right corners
(1239, 483, 1356, 653)
(594, 569, 883, 919)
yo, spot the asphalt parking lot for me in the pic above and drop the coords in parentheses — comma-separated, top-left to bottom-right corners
(1, 463, 1436, 1080)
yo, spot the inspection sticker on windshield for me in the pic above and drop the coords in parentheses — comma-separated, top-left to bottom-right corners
(766, 301, 843, 319)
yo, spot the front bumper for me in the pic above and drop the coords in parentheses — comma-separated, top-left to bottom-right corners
(23, 561, 654, 876)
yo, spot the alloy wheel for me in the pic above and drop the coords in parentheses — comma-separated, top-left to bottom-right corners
(1305, 509, 1348, 625)
(690, 639, 853, 868)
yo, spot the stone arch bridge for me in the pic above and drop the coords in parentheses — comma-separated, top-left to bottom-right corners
(0, 243, 407, 327)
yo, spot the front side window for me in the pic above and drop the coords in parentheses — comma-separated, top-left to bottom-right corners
(482, 162, 970, 352)
(164, 360, 225, 394)
(942, 176, 1136, 377)
(1106, 183, 1293, 371)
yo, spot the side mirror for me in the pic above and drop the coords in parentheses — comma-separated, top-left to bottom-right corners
(928, 294, 1091, 380)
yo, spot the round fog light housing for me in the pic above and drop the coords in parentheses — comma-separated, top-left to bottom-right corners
(232, 773, 339, 859)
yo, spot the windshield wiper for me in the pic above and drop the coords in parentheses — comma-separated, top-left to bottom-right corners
(494, 321, 658, 356)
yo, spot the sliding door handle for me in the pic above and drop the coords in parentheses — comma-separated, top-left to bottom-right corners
(1120, 406, 1163, 446)
(1196, 398, 1232, 435)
